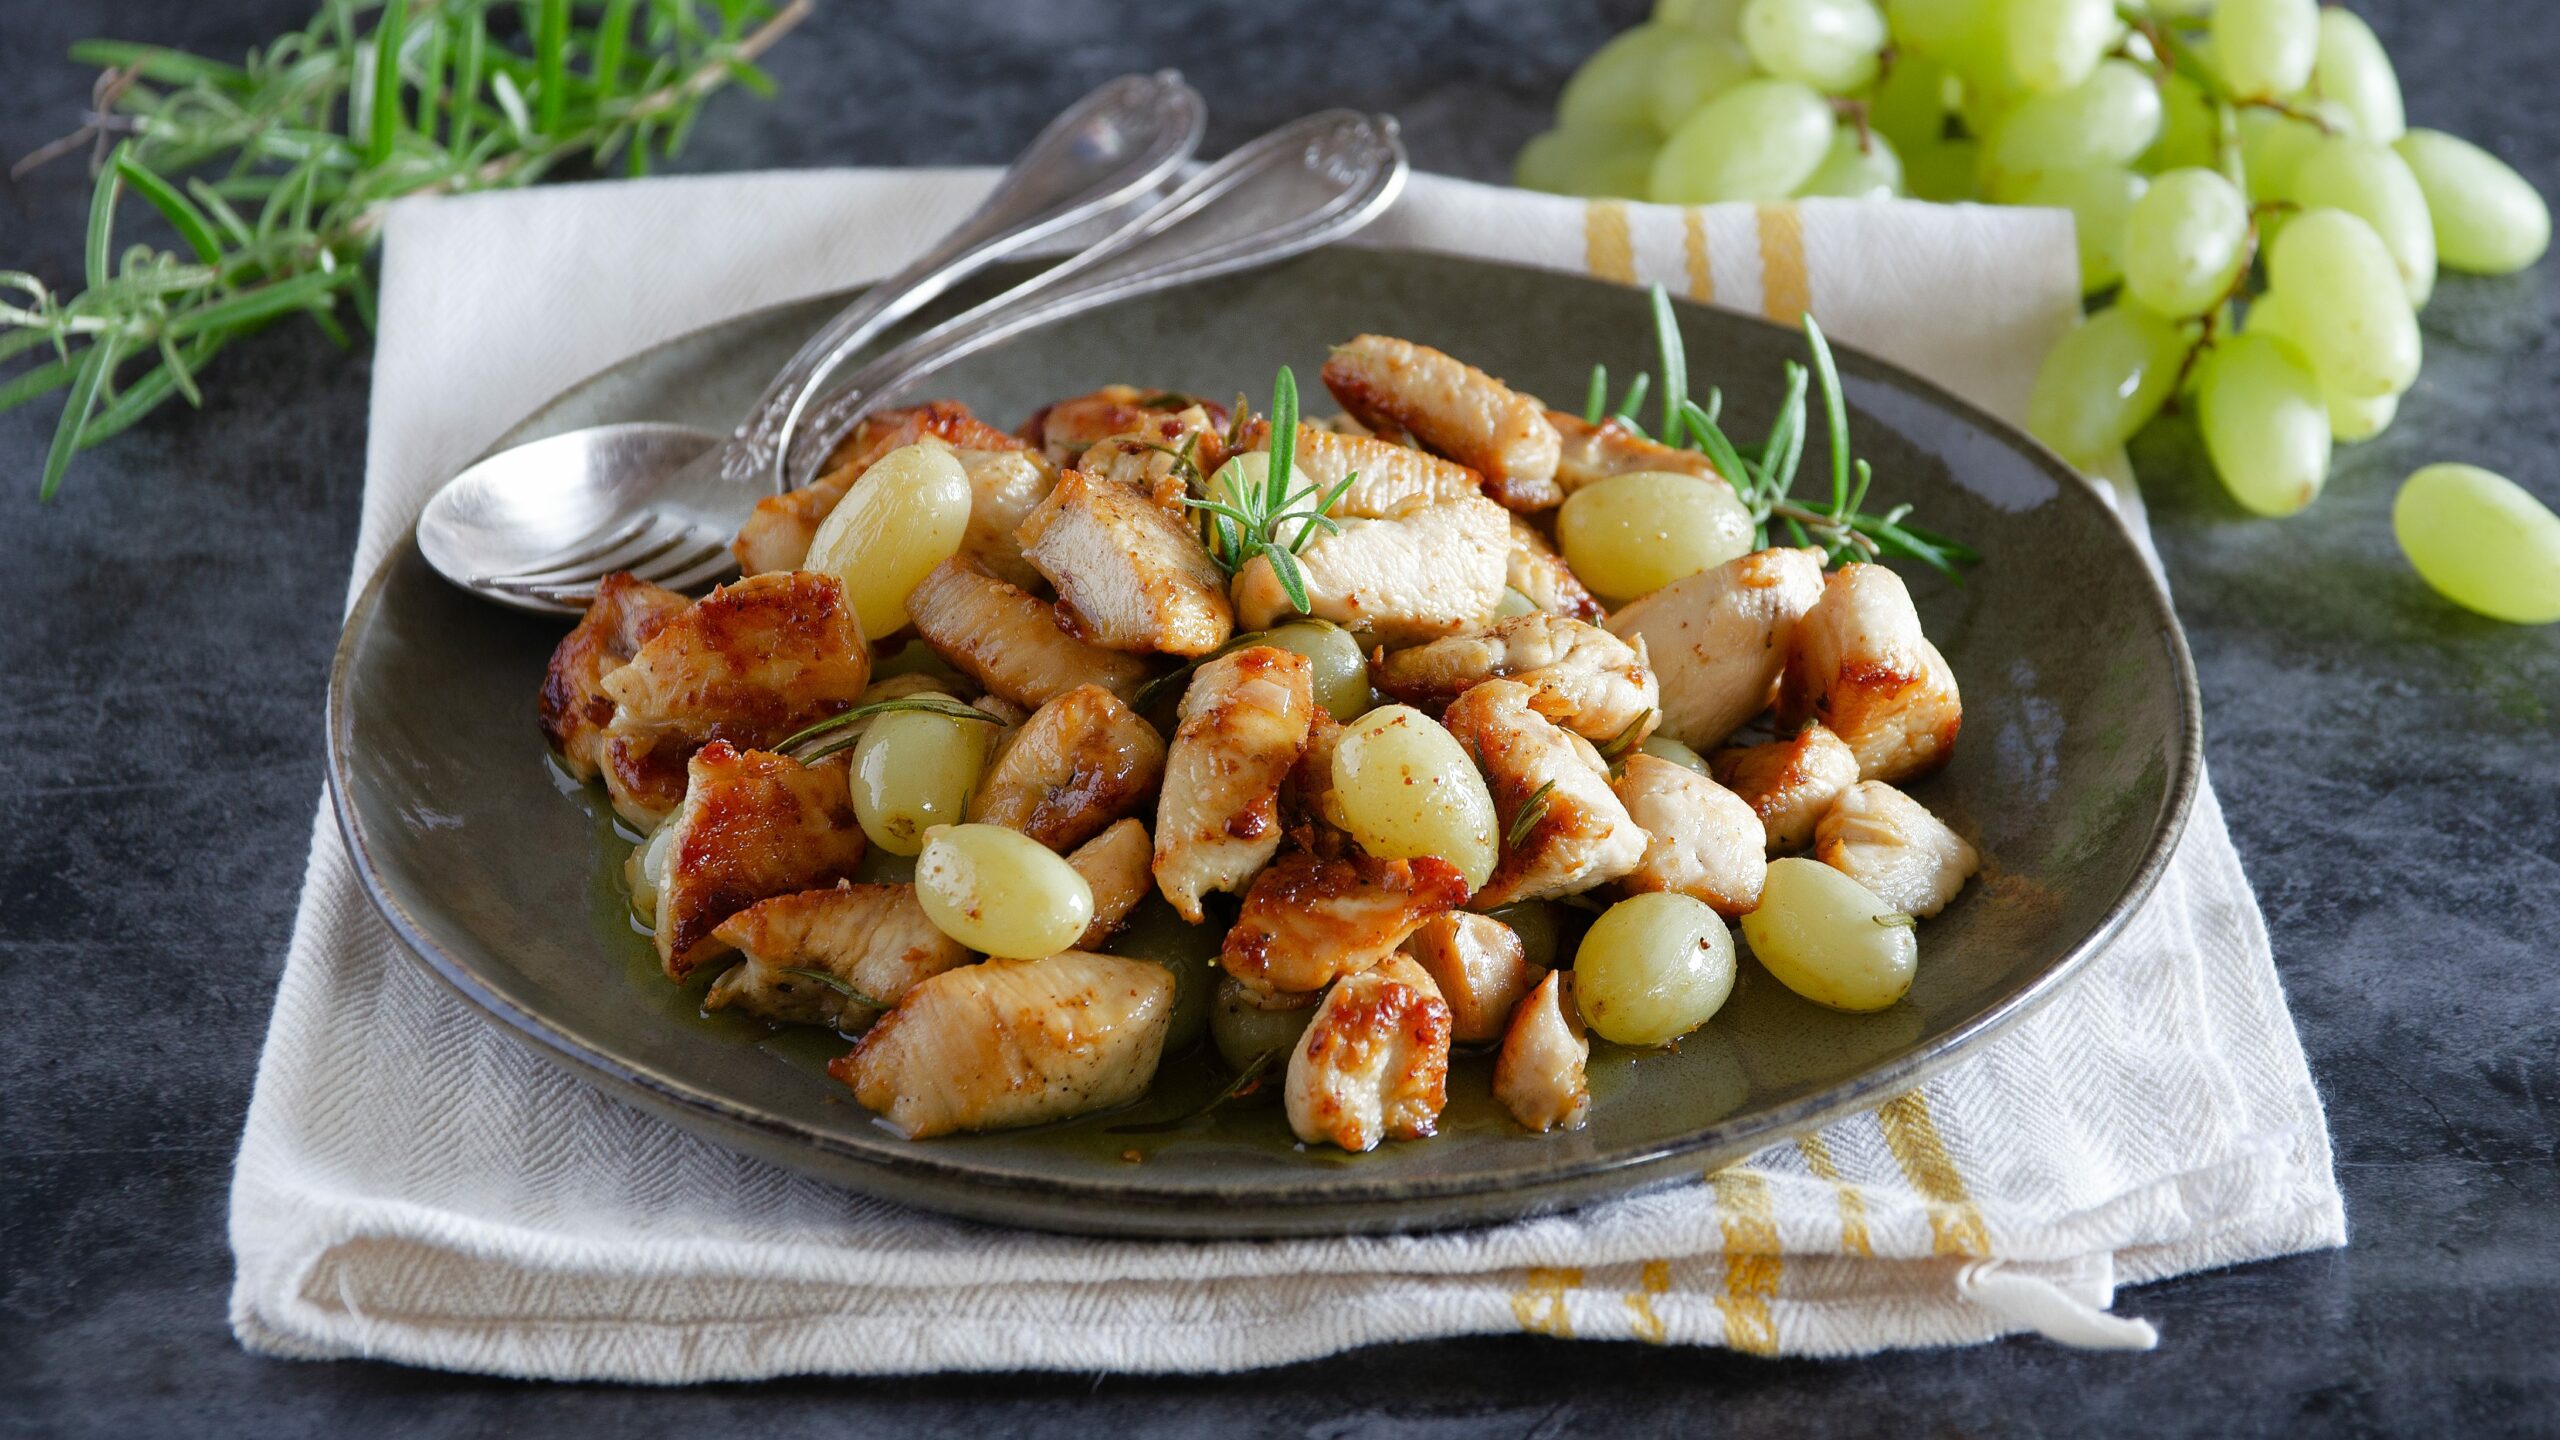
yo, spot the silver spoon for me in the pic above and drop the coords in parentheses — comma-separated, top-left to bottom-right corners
(419, 71, 1204, 612)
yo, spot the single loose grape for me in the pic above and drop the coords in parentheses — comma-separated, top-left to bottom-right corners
(1104, 898, 1219, 1055)
(851, 708, 1000, 855)
(1211, 977, 1322, 1075)
(915, 824, 1094, 958)
(2212, 0, 2318, 101)
(2122, 168, 2251, 319)
(1514, 125, 1659, 199)
(1649, 32, 1756, 134)
(2289, 137, 2437, 308)
(1981, 59, 2161, 187)
(1252, 620, 1371, 723)
(1996, 0, 2112, 94)
(1559, 471, 1756, 602)
(1742, 857, 1917, 1012)
(1331, 705, 1499, 890)
(2025, 303, 2185, 466)
(2005, 165, 2147, 293)
(2311, 8, 2404, 142)
(1559, 25, 1670, 135)
(2393, 464, 2560, 625)
(1741, 0, 1886, 93)
(2394, 129, 2552, 275)
(1574, 893, 1737, 1046)
(2268, 208, 2422, 400)
(1637, 733, 1711, 776)
(803, 442, 973, 641)
(1797, 129, 1905, 200)
(1651, 78, 1836, 204)
(2196, 334, 2331, 517)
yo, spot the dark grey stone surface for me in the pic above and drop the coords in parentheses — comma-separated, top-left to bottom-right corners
(1, 0, 2552, 1434)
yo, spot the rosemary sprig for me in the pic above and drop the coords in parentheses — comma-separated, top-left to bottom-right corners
(778, 967, 892, 1011)
(1505, 778, 1558, 851)
(1595, 710, 1655, 777)
(774, 694, 1003, 764)
(1181, 365, 1360, 614)
(4, 0, 809, 498)
(1106, 1050, 1276, 1134)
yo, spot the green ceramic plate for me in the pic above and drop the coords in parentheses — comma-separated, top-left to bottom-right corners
(329, 250, 2199, 1237)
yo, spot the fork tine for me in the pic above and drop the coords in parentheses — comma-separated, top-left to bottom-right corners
(481, 514, 682, 588)
(643, 542, 740, 594)
(502, 538, 733, 606)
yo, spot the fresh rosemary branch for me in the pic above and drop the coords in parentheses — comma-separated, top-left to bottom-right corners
(774, 694, 1003, 764)
(1183, 365, 1360, 614)
(1505, 778, 1558, 850)
(3, 0, 810, 498)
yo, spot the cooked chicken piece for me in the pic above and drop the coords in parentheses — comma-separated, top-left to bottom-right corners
(1231, 495, 1510, 644)
(1442, 679, 1647, 907)
(1495, 970, 1591, 1133)
(734, 400, 1028, 574)
(1019, 385, 1224, 466)
(1066, 818, 1153, 949)
(1239, 419, 1484, 519)
(1546, 408, 1723, 494)
(1285, 954, 1452, 1152)
(1152, 647, 1315, 921)
(1016, 467, 1234, 656)
(1505, 516, 1606, 621)
(1777, 562, 1964, 783)
(1073, 405, 1229, 519)
(831, 951, 1175, 1138)
(596, 571, 873, 827)
(970, 693, 1031, 727)
(1401, 911, 1542, 1045)
(1605, 547, 1827, 750)
(1373, 613, 1659, 747)
(1221, 851, 1469, 996)
(966, 684, 1166, 851)
(1612, 753, 1768, 917)
(953, 447, 1058, 590)
(906, 559, 1156, 709)
(702, 883, 969, 1028)
(1288, 708, 1345, 835)
(653, 742, 868, 979)
(1711, 722, 1861, 853)
(1815, 781, 1980, 918)
(538, 572, 689, 780)
(1322, 335, 1562, 511)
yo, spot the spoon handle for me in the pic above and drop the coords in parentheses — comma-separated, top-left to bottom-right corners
(781, 111, 1408, 489)
(727, 71, 1205, 493)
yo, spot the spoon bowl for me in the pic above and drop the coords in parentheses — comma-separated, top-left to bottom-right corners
(418, 424, 722, 615)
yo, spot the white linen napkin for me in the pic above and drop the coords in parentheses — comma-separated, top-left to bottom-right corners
(229, 170, 2344, 1379)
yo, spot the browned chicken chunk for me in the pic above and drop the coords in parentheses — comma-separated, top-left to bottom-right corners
(703, 882, 969, 1028)
(906, 559, 1156, 709)
(1231, 495, 1511, 644)
(1495, 970, 1591, 1133)
(1284, 954, 1452, 1152)
(1017, 467, 1234, 656)
(1442, 679, 1647, 907)
(653, 742, 868, 979)
(831, 951, 1176, 1138)
(1814, 781, 1980, 918)
(1073, 404, 1230, 520)
(1606, 547, 1826, 751)
(1066, 818, 1153, 949)
(1711, 722, 1861, 853)
(1612, 752, 1768, 916)
(1322, 335, 1563, 510)
(1220, 851, 1469, 997)
(1546, 408, 1723, 494)
(1019, 385, 1224, 466)
(1401, 911, 1542, 1045)
(1151, 647, 1316, 922)
(538, 572, 689, 781)
(1777, 562, 1964, 783)
(1373, 612, 1659, 747)
(967, 685, 1167, 852)
(1240, 419, 1484, 519)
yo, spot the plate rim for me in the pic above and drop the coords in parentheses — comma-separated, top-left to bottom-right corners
(325, 250, 2203, 1233)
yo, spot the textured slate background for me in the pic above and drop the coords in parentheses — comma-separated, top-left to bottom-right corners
(2, 1, 2554, 1434)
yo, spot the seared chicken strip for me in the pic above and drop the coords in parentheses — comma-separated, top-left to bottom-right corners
(1017, 467, 1234, 656)
(1074, 404, 1229, 520)
(1612, 753, 1768, 917)
(1402, 911, 1542, 1045)
(734, 400, 1027, 575)
(1322, 335, 1563, 510)
(1495, 970, 1591, 1133)
(1066, 818, 1153, 949)
(703, 882, 969, 1028)
(1221, 851, 1469, 996)
(1711, 722, 1861, 853)
(653, 742, 868, 979)
(597, 571, 873, 827)
(1231, 495, 1511, 644)
(1606, 547, 1826, 751)
(1778, 562, 1964, 783)
(1240, 419, 1484, 519)
(1019, 385, 1223, 466)
(1373, 613, 1660, 746)
(952, 447, 1058, 590)
(1506, 516, 1606, 621)
(907, 559, 1156, 709)
(1546, 408, 1723, 494)
(1815, 781, 1980, 917)
(1285, 954, 1452, 1152)
(967, 684, 1167, 852)
(1151, 647, 1316, 922)
(1442, 679, 1647, 907)
(832, 951, 1175, 1138)
(538, 572, 689, 781)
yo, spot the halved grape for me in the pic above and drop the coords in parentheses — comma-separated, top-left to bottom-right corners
(1651, 78, 1837, 202)
(1995, 0, 2113, 94)
(2312, 8, 2404, 141)
(1981, 59, 2161, 188)
(2268, 208, 2422, 399)
(1561, 25, 1671, 134)
(2394, 129, 2553, 275)
(2393, 464, 2560, 625)
(1797, 128, 1905, 199)
(1741, 0, 1887, 93)
(2197, 334, 2331, 517)
(2213, 0, 2319, 101)
(2026, 302, 2185, 466)
(2006, 165, 2147, 293)
(1649, 31, 1757, 134)
(2289, 137, 2437, 307)
(2122, 168, 2251, 318)
(1515, 124, 1659, 199)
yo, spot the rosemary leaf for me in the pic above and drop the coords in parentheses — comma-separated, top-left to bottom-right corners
(778, 967, 892, 1010)
(1610, 371, 1650, 426)
(1505, 778, 1558, 851)
(1803, 314, 1851, 516)
(1107, 1050, 1275, 1134)
(1583, 364, 1608, 424)
(1649, 282, 1688, 449)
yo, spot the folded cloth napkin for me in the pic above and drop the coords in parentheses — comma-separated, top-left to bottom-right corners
(229, 170, 2344, 1379)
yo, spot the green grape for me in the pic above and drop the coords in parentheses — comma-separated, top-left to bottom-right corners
(2312, 8, 2404, 142)
(1903, 138, 1981, 202)
(1867, 52, 1954, 156)
(2327, 386, 2398, 445)
(2007, 165, 2147, 293)
(1651, 78, 1837, 203)
(1996, 0, 2113, 95)
(2212, 0, 2318, 101)
(1560, 25, 1671, 135)
(2235, 103, 2351, 205)
(1981, 59, 2162, 190)
(2121, 168, 2251, 319)
(1741, 0, 1887, 93)
(2025, 302, 2185, 466)
(1884, 0, 1988, 61)
(2268, 208, 2422, 399)
(2196, 334, 2330, 517)
(2392, 464, 2560, 625)
(2394, 129, 2553, 275)
(2142, 72, 2218, 174)
(1797, 128, 1905, 199)
(1649, 31, 1757, 134)
(1516, 124, 1659, 199)
(2288, 137, 2437, 307)
(1657, 0, 1747, 35)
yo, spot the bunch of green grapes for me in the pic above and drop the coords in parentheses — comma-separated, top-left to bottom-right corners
(1519, 0, 2560, 625)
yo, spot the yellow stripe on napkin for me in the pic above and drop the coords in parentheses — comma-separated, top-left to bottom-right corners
(1584, 200, 1638, 284)
(1754, 202, 1811, 327)
(1623, 1259, 1672, 1344)
(1877, 1091, 1993, 1258)
(1710, 1170, 1783, 1355)
(1682, 209, 1716, 301)
(1795, 1132, 1875, 1257)
(1510, 1266, 1582, 1338)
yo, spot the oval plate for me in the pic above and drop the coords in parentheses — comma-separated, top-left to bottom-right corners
(329, 250, 2199, 1238)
